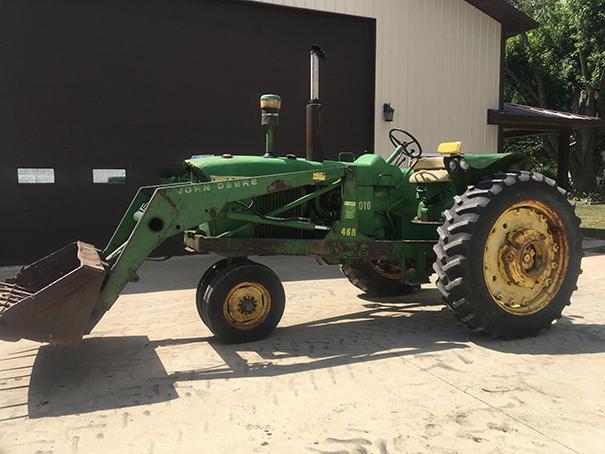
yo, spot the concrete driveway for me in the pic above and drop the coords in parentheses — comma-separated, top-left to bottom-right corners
(1, 247, 604, 454)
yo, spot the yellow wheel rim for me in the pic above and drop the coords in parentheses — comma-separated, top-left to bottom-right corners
(369, 260, 401, 280)
(483, 200, 569, 316)
(223, 282, 271, 330)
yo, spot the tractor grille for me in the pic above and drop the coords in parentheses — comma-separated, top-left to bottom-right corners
(253, 187, 307, 239)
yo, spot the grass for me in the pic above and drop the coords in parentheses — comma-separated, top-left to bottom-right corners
(575, 203, 605, 240)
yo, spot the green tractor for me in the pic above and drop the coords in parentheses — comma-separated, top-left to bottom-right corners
(0, 49, 581, 346)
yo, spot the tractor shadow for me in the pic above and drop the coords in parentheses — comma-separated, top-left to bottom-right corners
(23, 288, 605, 418)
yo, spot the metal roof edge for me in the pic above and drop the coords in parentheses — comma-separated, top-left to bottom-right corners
(465, 0, 539, 36)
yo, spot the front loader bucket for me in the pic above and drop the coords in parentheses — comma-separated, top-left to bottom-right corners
(0, 242, 105, 346)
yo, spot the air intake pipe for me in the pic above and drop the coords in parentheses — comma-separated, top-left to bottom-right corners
(306, 45, 326, 162)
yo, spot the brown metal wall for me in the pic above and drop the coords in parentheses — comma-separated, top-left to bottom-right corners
(0, 0, 375, 265)
(259, 0, 502, 157)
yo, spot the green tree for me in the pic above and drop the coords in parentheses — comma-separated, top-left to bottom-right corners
(505, 0, 605, 194)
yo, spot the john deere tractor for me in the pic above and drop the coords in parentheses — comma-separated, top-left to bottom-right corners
(0, 48, 581, 346)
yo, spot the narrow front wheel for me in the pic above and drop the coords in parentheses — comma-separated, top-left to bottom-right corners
(200, 261, 285, 343)
(196, 258, 250, 324)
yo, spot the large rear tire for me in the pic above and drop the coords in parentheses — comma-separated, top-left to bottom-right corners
(341, 260, 418, 297)
(434, 172, 582, 338)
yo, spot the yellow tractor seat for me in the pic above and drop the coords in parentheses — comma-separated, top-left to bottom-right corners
(411, 156, 445, 170)
(408, 141, 462, 183)
(409, 169, 450, 184)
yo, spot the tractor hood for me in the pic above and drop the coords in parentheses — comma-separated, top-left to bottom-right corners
(184, 155, 345, 181)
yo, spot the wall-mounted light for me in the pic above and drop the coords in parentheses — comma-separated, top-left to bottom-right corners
(383, 103, 395, 122)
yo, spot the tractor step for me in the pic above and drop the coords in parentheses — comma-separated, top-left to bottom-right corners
(0, 241, 106, 345)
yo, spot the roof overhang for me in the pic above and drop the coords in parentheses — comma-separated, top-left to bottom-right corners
(489, 103, 605, 136)
(465, 0, 538, 36)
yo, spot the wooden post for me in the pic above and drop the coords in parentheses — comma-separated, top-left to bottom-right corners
(557, 129, 571, 190)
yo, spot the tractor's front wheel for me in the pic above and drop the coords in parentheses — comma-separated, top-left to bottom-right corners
(434, 172, 582, 338)
(196, 258, 250, 324)
(199, 261, 285, 343)
(341, 260, 418, 297)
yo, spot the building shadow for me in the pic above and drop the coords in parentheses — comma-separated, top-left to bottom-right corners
(581, 232, 605, 256)
(23, 293, 605, 418)
(27, 336, 180, 419)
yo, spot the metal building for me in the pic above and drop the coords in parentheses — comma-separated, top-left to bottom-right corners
(0, 0, 539, 264)
(260, 0, 535, 155)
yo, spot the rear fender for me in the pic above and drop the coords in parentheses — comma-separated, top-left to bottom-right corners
(461, 152, 534, 172)
(447, 152, 534, 189)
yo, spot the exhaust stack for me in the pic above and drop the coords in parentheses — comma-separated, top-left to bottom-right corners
(306, 46, 326, 162)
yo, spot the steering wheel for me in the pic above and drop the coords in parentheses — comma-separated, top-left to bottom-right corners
(389, 128, 423, 161)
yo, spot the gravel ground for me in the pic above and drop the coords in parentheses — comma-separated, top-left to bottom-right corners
(0, 248, 604, 454)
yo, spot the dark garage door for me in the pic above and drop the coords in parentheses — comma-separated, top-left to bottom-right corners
(0, 0, 376, 265)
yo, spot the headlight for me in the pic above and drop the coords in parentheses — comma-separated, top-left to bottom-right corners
(459, 159, 471, 171)
(447, 159, 458, 172)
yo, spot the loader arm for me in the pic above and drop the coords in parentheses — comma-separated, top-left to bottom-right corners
(85, 166, 346, 332)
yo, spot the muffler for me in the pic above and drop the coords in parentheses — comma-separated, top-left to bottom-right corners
(306, 45, 326, 162)
(0, 241, 105, 345)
